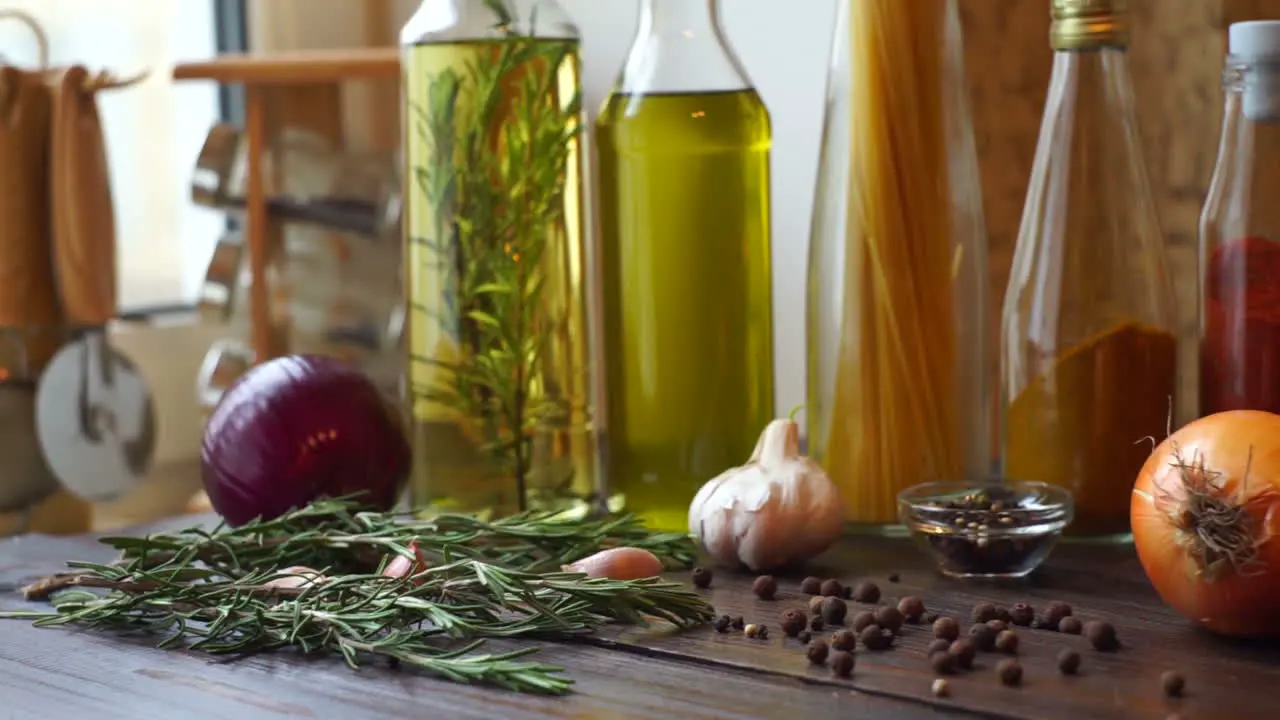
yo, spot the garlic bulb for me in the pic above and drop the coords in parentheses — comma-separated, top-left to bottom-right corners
(687, 418, 843, 572)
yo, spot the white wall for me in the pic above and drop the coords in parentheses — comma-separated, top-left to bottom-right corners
(561, 0, 839, 415)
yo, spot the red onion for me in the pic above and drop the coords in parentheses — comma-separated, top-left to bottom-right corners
(201, 354, 410, 526)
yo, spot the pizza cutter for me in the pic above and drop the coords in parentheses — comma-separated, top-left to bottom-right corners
(35, 65, 155, 502)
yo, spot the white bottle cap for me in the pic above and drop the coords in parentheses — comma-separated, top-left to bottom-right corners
(1230, 22, 1280, 123)
(1230, 21, 1280, 58)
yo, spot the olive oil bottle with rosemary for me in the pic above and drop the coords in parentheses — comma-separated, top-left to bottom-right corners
(595, 0, 775, 531)
(401, 0, 597, 517)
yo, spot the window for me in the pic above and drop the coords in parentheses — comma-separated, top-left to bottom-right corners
(0, 0, 246, 314)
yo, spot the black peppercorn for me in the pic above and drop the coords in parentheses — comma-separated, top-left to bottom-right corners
(969, 623, 997, 651)
(713, 615, 732, 633)
(948, 639, 976, 669)
(930, 650, 957, 675)
(898, 596, 926, 622)
(1009, 603, 1034, 627)
(831, 650, 855, 678)
(1057, 648, 1081, 675)
(933, 616, 960, 641)
(842, 585, 853, 600)
(852, 581, 881, 603)
(1058, 616, 1083, 635)
(831, 629, 857, 652)
(996, 658, 1023, 687)
(859, 624, 892, 651)
(810, 615, 825, 632)
(1084, 620, 1119, 651)
(888, 572, 901, 583)
(925, 612, 940, 624)
(1161, 670, 1186, 698)
(874, 605, 904, 632)
(806, 639, 830, 664)
(731, 616, 745, 630)
(1045, 600, 1073, 624)
(753, 575, 778, 600)
(800, 576, 822, 595)
(798, 630, 812, 644)
(691, 567, 713, 589)
(995, 630, 1019, 654)
(1031, 615, 1054, 630)
(757, 625, 770, 640)
(971, 602, 997, 623)
(821, 597, 848, 626)
(928, 638, 952, 656)
(986, 619, 1008, 634)
(780, 609, 807, 637)
(851, 610, 877, 633)
(808, 595, 826, 614)
(820, 579, 844, 597)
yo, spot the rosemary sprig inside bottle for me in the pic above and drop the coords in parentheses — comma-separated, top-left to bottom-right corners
(4, 501, 711, 695)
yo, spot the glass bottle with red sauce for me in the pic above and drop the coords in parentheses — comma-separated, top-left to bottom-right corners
(1200, 21, 1280, 416)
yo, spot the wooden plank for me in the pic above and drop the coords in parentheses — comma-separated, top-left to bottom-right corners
(173, 49, 398, 85)
(0, 533, 948, 720)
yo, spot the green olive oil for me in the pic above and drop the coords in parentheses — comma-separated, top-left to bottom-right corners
(595, 89, 775, 531)
(402, 38, 596, 517)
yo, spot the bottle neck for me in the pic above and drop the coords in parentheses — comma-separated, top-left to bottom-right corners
(616, 0, 752, 95)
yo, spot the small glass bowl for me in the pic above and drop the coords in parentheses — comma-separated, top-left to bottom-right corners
(897, 480, 1074, 579)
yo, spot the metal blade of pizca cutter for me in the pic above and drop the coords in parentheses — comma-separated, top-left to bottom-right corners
(36, 65, 156, 502)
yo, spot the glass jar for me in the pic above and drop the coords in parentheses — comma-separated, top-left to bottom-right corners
(401, 0, 597, 517)
(192, 123, 401, 240)
(807, 0, 990, 529)
(594, 0, 775, 532)
(1000, 0, 1178, 540)
(1200, 22, 1280, 417)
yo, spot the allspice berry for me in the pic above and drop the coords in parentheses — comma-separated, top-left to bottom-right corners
(968, 623, 998, 651)
(898, 596, 926, 622)
(809, 615, 824, 632)
(821, 597, 849, 626)
(852, 581, 881, 603)
(831, 650, 855, 678)
(859, 624, 892, 651)
(800, 576, 823, 595)
(851, 610, 877, 633)
(1045, 600, 1073, 624)
(995, 606, 1013, 624)
(929, 650, 957, 675)
(809, 595, 827, 614)
(995, 630, 1019, 654)
(820, 579, 844, 598)
(1057, 648, 1081, 675)
(806, 639, 830, 664)
(971, 602, 998, 623)
(1161, 670, 1186, 698)
(1084, 620, 1119, 651)
(831, 629, 857, 652)
(1009, 603, 1034, 627)
(780, 609, 807, 638)
(691, 567, 713, 589)
(874, 605, 905, 632)
(986, 619, 1008, 634)
(948, 639, 977, 669)
(996, 658, 1023, 687)
(1058, 616, 1083, 635)
(928, 638, 952, 656)
(933, 616, 960, 641)
(752, 575, 778, 600)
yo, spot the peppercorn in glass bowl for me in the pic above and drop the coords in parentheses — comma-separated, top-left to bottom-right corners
(897, 481, 1073, 578)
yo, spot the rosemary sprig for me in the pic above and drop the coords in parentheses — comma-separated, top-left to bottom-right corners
(4, 501, 712, 695)
(88, 498, 696, 578)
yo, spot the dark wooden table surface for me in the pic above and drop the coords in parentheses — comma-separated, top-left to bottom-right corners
(2, 517, 1277, 720)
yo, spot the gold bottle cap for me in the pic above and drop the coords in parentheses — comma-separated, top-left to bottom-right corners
(1050, 0, 1129, 51)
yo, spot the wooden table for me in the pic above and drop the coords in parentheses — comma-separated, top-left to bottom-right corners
(1, 518, 1277, 720)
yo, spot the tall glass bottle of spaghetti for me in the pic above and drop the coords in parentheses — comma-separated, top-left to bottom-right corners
(596, 0, 775, 531)
(1200, 22, 1280, 417)
(1000, 0, 1178, 540)
(401, 0, 597, 517)
(807, 0, 989, 530)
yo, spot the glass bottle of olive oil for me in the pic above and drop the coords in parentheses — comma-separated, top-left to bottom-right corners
(596, 0, 775, 531)
(400, 0, 598, 517)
